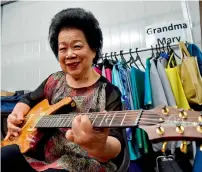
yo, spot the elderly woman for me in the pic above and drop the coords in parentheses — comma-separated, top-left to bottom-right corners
(1, 8, 124, 172)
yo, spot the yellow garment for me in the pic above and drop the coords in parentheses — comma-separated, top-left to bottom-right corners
(165, 53, 190, 110)
(177, 41, 202, 105)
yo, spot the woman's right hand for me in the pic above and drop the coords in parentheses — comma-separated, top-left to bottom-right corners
(5, 112, 24, 140)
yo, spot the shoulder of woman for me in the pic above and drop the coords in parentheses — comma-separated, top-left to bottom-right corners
(44, 71, 65, 88)
(49, 71, 65, 79)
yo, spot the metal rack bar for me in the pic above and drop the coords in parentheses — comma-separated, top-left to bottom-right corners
(102, 43, 179, 58)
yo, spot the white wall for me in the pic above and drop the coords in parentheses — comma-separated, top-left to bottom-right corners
(1, 1, 201, 91)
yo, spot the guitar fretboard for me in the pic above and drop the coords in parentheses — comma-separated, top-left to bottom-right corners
(35, 110, 143, 128)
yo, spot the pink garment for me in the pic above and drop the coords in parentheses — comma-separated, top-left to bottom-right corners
(94, 67, 102, 75)
(105, 68, 112, 83)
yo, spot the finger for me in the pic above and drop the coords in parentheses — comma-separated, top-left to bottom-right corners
(72, 115, 82, 140)
(65, 129, 74, 142)
(4, 132, 11, 141)
(80, 115, 93, 134)
(7, 122, 21, 133)
(8, 114, 23, 125)
(17, 112, 24, 121)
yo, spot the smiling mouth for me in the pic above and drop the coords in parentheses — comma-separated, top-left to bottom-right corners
(66, 62, 80, 68)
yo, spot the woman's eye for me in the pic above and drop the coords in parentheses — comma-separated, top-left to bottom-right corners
(59, 48, 66, 51)
(74, 45, 81, 49)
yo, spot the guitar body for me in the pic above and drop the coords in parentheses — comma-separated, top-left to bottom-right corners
(1, 97, 73, 153)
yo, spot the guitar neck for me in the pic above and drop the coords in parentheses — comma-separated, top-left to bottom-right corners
(35, 110, 143, 128)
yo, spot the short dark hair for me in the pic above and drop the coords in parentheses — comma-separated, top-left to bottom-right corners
(48, 8, 103, 64)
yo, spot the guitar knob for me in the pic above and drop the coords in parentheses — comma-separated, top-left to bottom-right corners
(156, 125, 164, 135)
(180, 141, 187, 153)
(179, 108, 187, 119)
(161, 142, 168, 153)
(162, 105, 169, 115)
(71, 102, 76, 107)
(200, 145, 202, 151)
(176, 124, 184, 134)
(196, 122, 202, 133)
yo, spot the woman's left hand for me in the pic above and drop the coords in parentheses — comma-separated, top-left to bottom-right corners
(65, 115, 109, 157)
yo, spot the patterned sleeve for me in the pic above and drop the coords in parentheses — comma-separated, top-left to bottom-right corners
(19, 76, 50, 108)
(105, 83, 125, 167)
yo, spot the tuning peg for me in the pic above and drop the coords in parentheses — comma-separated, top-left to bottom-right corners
(162, 105, 169, 115)
(180, 141, 188, 153)
(176, 124, 184, 134)
(197, 122, 202, 133)
(198, 115, 202, 122)
(179, 108, 187, 119)
(161, 141, 168, 153)
(156, 125, 164, 135)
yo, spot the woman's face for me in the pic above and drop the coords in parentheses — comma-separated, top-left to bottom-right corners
(58, 28, 96, 78)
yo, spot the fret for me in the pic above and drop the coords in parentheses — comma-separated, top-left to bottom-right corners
(51, 117, 57, 127)
(55, 118, 62, 127)
(91, 114, 98, 125)
(61, 116, 69, 127)
(43, 117, 49, 127)
(38, 117, 46, 127)
(109, 112, 116, 126)
(99, 112, 107, 126)
(48, 117, 56, 127)
(104, 113, 113, 126)
(121, 112, 127, 126)
(66, 116, 74, 127)
(59, 117, 65, 127)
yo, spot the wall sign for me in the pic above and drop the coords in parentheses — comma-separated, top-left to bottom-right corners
(145, 21, 189, 47)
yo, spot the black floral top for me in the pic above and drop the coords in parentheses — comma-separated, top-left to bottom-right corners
(20, 71, 124, 172)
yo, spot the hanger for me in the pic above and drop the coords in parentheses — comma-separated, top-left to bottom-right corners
(128, 48, 140, 69)
(134, 48, 145, 69)
(110, 52, 114, 61)
(104, 53, 108, 60)
(114, 52, 119, 70)
(162, 43, 166, 53)
(150, 45, 155, 59)
(125, 48, 139, 69)
(120, 50, 129, 68)
(120, 50, 126, 62)
(156, 44, 160, 58)
(168, 44, 181, 59)
(100, 53, 104, 62)
(114, 52, 118, 61)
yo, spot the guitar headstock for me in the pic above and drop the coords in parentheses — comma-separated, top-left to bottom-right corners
(140, 105, 202, 142)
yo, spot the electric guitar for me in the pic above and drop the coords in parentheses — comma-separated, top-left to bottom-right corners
(1, 97, 202, 153)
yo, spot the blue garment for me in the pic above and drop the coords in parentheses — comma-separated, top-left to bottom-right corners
(112, 62, 131, 110)
(144, 59, 152, 108)
(1, 93, 24, 113)
(126, 68, 135, 110)
(118, 64, 132, 110)
(187, 43, 202, 76)
(193, 144, 202, 172)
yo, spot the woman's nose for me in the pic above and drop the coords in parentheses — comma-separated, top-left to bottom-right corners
(66, 49, 76, 59)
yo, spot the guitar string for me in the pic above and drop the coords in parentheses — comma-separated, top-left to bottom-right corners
(37, 116, 199, 127)
(37, 112, 199, 124)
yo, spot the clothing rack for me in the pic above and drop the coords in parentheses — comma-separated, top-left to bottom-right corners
(102, 43, 179, 58)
